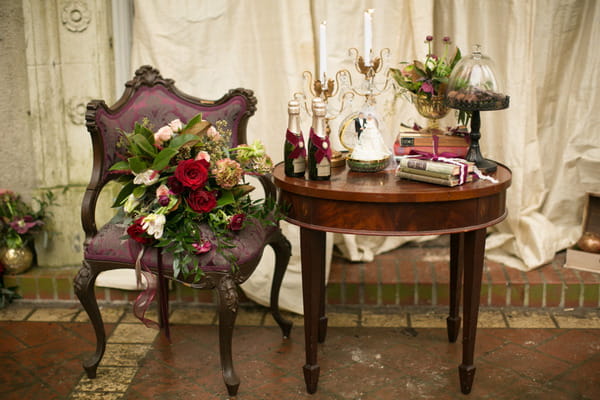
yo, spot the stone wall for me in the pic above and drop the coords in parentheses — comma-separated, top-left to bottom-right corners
(1, 0, 117, 267)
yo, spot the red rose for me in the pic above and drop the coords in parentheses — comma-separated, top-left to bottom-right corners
(127, 217, 155, 245)
(174, 159, 209, 190)
(167, 176, 184, 195)
(187, 189, 217, 213)
(227, 213, 245, 231)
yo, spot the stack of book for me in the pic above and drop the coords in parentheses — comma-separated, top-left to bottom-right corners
(395, 157, 474, 187)
(393, 131, 470, 157)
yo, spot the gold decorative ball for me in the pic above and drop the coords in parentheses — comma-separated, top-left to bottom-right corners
(576, 232, 600, 254)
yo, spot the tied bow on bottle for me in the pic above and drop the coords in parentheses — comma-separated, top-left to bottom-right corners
(285, 129, 307, 159)
(309, 128, 332, 163)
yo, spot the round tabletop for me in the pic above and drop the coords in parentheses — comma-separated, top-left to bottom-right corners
(273, 162, 512, 236)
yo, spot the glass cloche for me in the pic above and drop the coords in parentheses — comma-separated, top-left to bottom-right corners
(445, 45, 509, 111)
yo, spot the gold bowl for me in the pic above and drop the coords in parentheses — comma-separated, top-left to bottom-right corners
(346, 155, 390, 173)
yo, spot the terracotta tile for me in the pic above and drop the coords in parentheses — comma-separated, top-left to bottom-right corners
(482, 343, 571, 382)
(550, 355, 600, 398)
(536, 330, 600, 364)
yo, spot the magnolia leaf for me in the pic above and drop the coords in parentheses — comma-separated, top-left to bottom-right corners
(181, 119, 211, 137)
(132, 134, 157, 157)
(109, 161, 130, 171)
(151, 148, 178, 171)
(112, 181, 135, 207)
(128, 156, 148, 173)
(216, 190, 235, 207)
(184, 113, 204, 129)
(231, 184, 255, 199)
(168, 134, 199, 150)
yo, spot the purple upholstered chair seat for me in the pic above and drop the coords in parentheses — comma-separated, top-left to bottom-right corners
(85, 218, 276, 277)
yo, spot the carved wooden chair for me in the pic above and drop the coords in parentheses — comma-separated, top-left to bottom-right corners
(74, 65, 292, 396)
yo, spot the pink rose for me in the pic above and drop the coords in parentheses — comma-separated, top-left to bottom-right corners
(195, 150, 211, 163)
(154, 125, 174, 146)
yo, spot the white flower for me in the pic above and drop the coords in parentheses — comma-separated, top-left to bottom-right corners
(133, 169, 159, 186)
(168, 119, 183, 132)
(123, 193, 140, 213)
(142, 213, 166, 239)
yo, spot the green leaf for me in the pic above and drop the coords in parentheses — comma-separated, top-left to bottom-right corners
(216, 190, 235, 207)
(131, 134, 157, 158)
(128, 156, 148, 173)
(133, 185, 146, 198)
(168, 134, 199, 150)
(151, 147, 178, 170)
(109, 161, 130, 171)
(135, 123, 155, 143)
(112, 181, 135, 207)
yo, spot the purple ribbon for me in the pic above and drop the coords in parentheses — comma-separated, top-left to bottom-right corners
(128, 240, 159, 330)
(285, 129, 307, 159)
(309, 128, 332, 163)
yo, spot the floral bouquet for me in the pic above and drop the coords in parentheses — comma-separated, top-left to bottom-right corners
(0, 189, 54, 249)
(390, 35, 462, 99)
(110, 113, 279, 282)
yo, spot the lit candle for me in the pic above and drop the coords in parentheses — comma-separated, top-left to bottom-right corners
(319, 21, 327, 84)
(364, 9, 373, 66)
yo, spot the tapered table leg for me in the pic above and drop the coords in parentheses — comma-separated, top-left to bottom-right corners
(459, 228, 486, 394)
(300, 227, 327, 394)
(447, 233, 464, 343)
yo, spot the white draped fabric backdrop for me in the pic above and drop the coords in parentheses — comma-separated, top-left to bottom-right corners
(126, 0, 600, 314)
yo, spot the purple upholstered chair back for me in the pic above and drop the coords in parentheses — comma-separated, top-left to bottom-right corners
(82, 65, 257, 241)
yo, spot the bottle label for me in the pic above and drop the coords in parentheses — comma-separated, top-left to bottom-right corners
(293, 157, 305, 173)
(317, 159, 330, 177)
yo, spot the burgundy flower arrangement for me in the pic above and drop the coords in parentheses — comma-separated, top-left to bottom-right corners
(110, 114, 278, 281)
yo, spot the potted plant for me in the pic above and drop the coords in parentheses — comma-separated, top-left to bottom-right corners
(0, 189, 55, 274)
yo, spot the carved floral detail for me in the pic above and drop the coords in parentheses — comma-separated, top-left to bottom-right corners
(61, 0, 91, 32)
(68, 97, 91, 125)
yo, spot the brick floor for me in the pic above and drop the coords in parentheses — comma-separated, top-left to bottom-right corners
(0, 304, 599, 399)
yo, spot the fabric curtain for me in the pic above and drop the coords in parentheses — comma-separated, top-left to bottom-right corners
(130, 0, 600, 314)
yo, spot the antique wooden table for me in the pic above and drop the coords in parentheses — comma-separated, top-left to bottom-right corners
(273, 162, 512, 395)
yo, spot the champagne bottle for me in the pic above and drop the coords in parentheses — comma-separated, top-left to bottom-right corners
(307, 98, 331, 180)
(284, 100, 306, 177)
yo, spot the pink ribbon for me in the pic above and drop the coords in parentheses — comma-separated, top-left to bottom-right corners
(285, 129, 307, 159)
(408, 136, 470, 184)
(309, 128, 332, 163)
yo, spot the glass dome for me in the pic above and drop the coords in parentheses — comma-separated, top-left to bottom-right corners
(445, 45, 509, 111)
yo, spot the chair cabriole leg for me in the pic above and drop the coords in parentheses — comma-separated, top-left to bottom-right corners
(269, 232, 293, 338)
(217, 275, 240, 396)
(74, 261, 105, 378)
